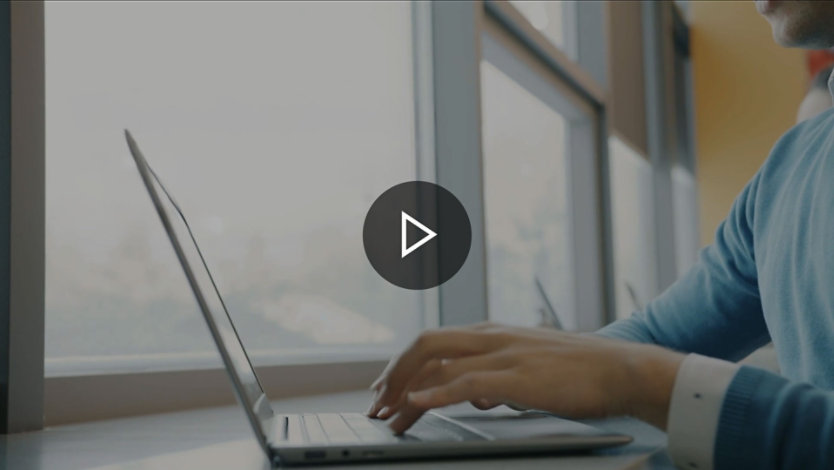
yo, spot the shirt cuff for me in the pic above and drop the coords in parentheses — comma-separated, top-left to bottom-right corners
(666, 354, 741, 470)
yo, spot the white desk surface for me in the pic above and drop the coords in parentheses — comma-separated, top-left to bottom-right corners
(1, 390, 676, 470)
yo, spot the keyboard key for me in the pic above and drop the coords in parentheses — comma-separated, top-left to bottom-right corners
(318, 413, 362, 444)
(285, 415, 306, 445)
(302, 414, 329, 444)
(342, 413, 400, 443)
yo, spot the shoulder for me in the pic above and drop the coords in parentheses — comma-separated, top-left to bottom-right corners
(758, 108, 834, 177)
(784, 106, 834, 151)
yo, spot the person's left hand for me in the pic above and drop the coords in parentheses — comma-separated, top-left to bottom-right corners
(366, 322, 684, 434)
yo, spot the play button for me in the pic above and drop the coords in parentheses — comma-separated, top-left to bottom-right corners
(401, 211, 436, 258)
(363, 181, 471, 290)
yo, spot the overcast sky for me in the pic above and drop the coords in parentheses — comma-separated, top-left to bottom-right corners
(44, 1, 585, 360)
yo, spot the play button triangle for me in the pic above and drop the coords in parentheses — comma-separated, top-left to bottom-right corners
(401, 211, 437, 258)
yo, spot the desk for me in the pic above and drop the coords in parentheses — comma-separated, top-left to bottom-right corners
(1, 390, 675, 469)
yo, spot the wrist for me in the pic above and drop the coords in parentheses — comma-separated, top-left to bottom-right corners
(623, 345, 685, 429)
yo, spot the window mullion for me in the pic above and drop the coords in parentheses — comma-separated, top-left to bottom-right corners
(431, 0, 489, 326)
(2, 0, 45, 434)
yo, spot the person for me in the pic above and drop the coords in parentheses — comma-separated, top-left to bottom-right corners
(366, 1, 834, 469)
(739, 62, 834, 374)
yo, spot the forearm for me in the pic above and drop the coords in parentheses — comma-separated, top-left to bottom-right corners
(714, 367, 834, 470)
(597, 175, 771, 359)
(595, 312, 660, 344)
(620, 343, 685, 429)
(596, 267, 770, 357)
(648, 355, 834, 470)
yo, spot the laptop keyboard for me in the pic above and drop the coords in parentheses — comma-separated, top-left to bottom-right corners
(297, 412, 486, 444)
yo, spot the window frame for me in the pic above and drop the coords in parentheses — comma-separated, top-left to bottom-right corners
(479, 0, 612, 330)
(670, 3, 701, 277)
(4, 0, 696, 429)
(643, 1, 696, 293)
(2, 0, 45, 433)
(41, 0, 432, 425)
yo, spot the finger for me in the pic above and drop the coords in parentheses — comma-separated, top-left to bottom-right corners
(371, 329, 504, 411)
(387, 402, 428, 435)
(370, 329, 484, 389)
(505, 401, 530, 412)
(409, 371, 514, 411)
(370, 354, 402, 392)
(470, 398, 501, 410)
(376, 352, 513, 418)
(370, 324, 508, 391)
(388, 371, 514, 434)
(371, 358, 442, 419)
(366, 389, 384, 417)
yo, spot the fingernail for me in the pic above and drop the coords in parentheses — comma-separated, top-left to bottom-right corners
(366, 402, 379, 417)
(378, 406, 392, 419)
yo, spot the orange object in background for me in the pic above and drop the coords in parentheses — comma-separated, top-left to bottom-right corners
(690, 1, 805, 246)
(807, 49, 834, 82)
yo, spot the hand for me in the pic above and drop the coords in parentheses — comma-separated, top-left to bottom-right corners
(367, 323, 684, 434)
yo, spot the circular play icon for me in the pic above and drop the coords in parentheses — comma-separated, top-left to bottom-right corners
(363, 181, 471, 290)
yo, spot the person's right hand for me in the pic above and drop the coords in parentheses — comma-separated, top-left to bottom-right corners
(366, 323, 684, 434)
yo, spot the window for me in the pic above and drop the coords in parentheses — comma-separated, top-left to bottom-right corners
(479, 2, 606, 332)
(480, 61, 573, 328)
(672, 166, 700, 277)
(671, 7, 700, 277)
(609, 137, 658, 319)
(509, 0, 570, 54)
(6, 0, 696, 428)
(44, 1, 422, 375)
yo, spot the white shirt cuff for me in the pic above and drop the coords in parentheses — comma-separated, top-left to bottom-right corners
(666, 354, 741, 470)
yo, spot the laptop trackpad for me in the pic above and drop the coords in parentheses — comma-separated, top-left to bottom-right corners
(438, 405, 607, 440)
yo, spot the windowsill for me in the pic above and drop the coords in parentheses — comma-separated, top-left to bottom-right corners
(45, 346, 396, 377)
(44, 357, 387, 426)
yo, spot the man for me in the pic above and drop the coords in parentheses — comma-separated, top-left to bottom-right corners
(367, 1, 834, 469)
(740, 61, 834, 374)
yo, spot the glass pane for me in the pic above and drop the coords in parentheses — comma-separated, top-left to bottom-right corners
(609, 137, 657, 320)
(44, 1, 421, 375)
(481, 61, 574, 329)
(672, 166, 700, 278)
(510, 0, 567, 52)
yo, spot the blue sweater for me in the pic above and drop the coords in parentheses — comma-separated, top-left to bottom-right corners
(598, 108, 834, 469)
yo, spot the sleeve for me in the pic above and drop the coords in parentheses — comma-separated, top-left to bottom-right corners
(713, 366, 834, 470)
(596, 173, 771, 361)
(666, 354, 741, 470)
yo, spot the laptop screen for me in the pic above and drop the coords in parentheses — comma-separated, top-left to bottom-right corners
(124, 131, 274, 447)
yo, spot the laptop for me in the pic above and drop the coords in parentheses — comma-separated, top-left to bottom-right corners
(123, 130, 631, 466)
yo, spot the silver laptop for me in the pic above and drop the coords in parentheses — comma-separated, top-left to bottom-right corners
(123, 130, 631, 466)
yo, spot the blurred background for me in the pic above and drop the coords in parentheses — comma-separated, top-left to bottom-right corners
(38, 0, 827, 411)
